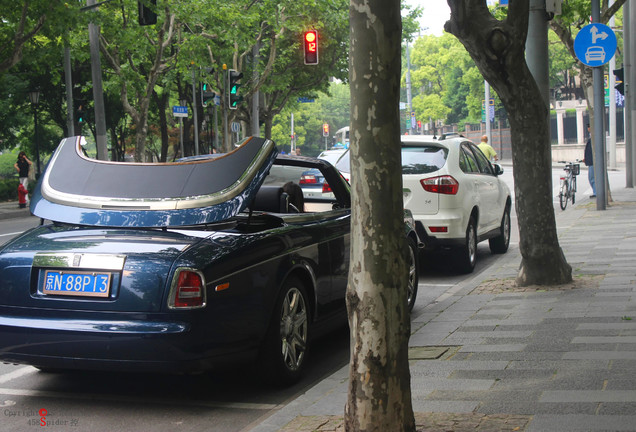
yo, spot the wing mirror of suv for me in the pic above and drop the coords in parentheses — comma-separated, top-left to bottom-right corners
(492, 164, 504, 176)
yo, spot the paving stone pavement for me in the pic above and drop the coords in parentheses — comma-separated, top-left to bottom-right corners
(251, 181, 636, 432)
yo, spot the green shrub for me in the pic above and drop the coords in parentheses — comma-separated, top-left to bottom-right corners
(0, 178, 21, 202)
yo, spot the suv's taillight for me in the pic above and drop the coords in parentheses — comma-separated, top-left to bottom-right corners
(420, 175, 459, 195)
(169, 269, 206, 309)
(322, 182, 332, 193)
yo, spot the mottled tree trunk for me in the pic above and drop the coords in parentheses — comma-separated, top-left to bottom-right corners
(446, 0, 571, 286)
(345, 1, 415, 431)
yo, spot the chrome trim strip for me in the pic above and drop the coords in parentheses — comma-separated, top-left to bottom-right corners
(33, 253, 127, 271)
(0, 316, 188, 334)
(40, 138, 275, 211)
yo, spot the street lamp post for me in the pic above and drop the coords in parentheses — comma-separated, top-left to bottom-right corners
(28, 90, 41, 178)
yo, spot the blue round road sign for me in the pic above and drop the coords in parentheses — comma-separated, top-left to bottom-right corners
(574, 23, 617, 67)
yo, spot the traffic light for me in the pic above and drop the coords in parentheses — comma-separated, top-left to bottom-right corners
(614, 67, 624, 96)
(138, 0, 157, 26)
(201, 82, 215, 107)
(76, 103, 85, 124)
(322, 123, 329, 137)
(303, 30, 319, 65)
(227, 69, 243, 110)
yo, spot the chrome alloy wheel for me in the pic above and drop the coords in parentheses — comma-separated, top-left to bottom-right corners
(407, 239, 419, 310)
(279, 287, 308, 371)
(467, 222, 477, 267)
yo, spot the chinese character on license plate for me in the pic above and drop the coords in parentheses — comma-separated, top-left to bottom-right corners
(43, 270, 111, 298)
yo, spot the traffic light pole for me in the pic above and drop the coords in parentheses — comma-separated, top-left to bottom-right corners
(625, 0, 632, 188)
(191, 68, 200, 155)
(252, 42, 260, 137)
(64, 45, 74, 137)
(87, 0, 108, 160)
(629, 0, 636, 188)
(223, 66, 229, 152)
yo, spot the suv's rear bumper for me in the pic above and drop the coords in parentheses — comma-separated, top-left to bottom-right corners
(414, 213, 467, 250)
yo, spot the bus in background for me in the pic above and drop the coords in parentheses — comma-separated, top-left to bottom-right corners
(334, 126, 349, 148)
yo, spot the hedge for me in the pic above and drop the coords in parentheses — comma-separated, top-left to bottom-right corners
(0, 178, 33, 202)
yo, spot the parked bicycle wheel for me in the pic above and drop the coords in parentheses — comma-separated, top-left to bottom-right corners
(559, 180, 569, 210)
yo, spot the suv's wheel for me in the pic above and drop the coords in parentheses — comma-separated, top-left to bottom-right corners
(258, 277, 310, 386)
(454, 217, 477, 274)
(407, 237, 419, 311)
(489, 206, 511, 254)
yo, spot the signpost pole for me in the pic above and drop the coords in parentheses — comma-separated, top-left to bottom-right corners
(591, 0, 606, 210)
(574, 15, 616, 210)
(179, 117, 184, 158)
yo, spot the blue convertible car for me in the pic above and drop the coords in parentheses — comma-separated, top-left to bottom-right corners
(0, 136, 419, 384)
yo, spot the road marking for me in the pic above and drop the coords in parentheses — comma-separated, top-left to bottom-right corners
(0, 231, 26, 238)
(0, 367, 37, 385)
(0, 387, 281, 411)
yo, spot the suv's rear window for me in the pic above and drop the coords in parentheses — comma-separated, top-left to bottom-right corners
(401, 146, 448, 174)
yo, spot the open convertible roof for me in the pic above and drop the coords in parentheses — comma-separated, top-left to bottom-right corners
(31, 136, 277, 228)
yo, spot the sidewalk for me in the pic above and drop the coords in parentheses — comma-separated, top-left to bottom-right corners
(252, 185, 636, 431)
(0, 201, 32, 221)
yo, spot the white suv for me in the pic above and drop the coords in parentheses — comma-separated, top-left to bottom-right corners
(335, 136, 512, 273)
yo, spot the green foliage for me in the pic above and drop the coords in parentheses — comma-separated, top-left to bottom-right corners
(270, 82, 350, 156)
(0, 178, 20, 202)
(407, 33, 486, 126)
(0, 150, 20, 178)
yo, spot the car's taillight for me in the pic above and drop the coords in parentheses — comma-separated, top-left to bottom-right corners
(322, 182, 332, 193)
(299, 175, 317, 185)
(420, 175, 459, 195)
(429, 226, 448, 233)
(169, 269, 206, 309)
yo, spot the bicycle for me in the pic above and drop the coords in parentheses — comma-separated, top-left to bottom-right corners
(558, 161, 580, 210)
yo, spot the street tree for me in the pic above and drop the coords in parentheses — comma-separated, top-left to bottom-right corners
(0, 1, 79, 72)
(98, 0, 179, 162)
(551, 0, 626, 109)
(346, 0, 415, 431)
(549, 0, 626, 201)
(445, 0, 572, 286)
(241, 0, 350, 140)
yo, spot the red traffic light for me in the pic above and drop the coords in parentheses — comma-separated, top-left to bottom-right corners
(303, 30, 319, 65)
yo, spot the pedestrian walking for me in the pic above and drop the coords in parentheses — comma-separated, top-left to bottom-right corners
(477, 135, 498, 161)
(584, 124, 596, 198)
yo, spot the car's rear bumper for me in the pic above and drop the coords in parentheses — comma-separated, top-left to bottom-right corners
(0, 314, 254, 373)
(413, 210, 467, 249)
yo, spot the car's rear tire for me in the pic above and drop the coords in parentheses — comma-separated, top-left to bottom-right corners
(454, 217, 477, 274)
(258, 277, 310, 386)
(489, 206, 511, 254)
(407, 237, 419, 311)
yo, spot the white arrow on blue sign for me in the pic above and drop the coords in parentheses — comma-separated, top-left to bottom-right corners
(574, 23, 617, 67)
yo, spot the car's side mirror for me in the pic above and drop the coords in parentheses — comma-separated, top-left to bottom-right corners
(492, 163, 504, 176)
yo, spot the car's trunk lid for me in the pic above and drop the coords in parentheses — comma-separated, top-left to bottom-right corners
(0, 225, 208, 313)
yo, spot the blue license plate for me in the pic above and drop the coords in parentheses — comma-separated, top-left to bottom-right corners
(43, 270, 111, 298)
